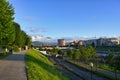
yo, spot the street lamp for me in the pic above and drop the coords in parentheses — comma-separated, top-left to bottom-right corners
(90, 62, 93, 80)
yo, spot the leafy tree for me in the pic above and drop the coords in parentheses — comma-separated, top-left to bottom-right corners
(25, 36, 32, 46)
(58, 50, 65, 57)
(79, 47, 88, 61)
(87, 46, 96, 59)
(13, 22, 21, 46)
(79, 46, 96, 62)
(72, 49, 80, 60)
(106, 51, 115, 66)
(58, 50, 62, 55)
(19, 30, 28, 47)
(67, 49, 73, 59)
(13, 22, 31, 48)
(51, 47, 58, 54)
(0, 0, 15, 47)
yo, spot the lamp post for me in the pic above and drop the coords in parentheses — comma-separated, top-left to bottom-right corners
(90, 62, 93, 80)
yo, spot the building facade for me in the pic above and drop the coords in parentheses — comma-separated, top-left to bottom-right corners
(58, 39, 66, 47)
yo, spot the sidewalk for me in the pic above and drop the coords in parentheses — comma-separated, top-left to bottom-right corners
(0, 52, 27, 80)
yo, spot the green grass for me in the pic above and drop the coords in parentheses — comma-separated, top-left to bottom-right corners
(67, 60, 117, 80)
(95, 63, 120, 74)
(25, 50, 70, 80)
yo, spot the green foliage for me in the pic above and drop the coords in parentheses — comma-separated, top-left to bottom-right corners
(58, 50, 65, 57)
(79, 46, 96, 62)
(13, 22, 21, 46)
(25, 50, 70, 80)
(67, 49, 73, 59)
(25, 36, 32, 46)
(72, 49, 80, 60)
(106, 51, 115, 67)
(0, 0, 15, 46)
(50, 48, 58, 54)
(0, 1, 31, 50)
(13, 45, 19, 52)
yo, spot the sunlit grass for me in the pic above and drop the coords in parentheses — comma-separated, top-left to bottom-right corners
(25, 50, 70, 80)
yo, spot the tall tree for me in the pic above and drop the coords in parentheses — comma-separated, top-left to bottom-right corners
(0, 0, 15, 47)
(19, 30, 27, 47)
(25, 36, 32, 46)
(79, 46, 96, 62)
(67, 49, 73, 59)
(72, 49, 80, 60)
(13, 22, 21, 46)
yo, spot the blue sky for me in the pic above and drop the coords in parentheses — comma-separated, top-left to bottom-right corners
(8, 0, 120, 41)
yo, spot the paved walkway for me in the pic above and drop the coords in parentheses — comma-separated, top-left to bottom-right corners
(0, 52, 27, 80)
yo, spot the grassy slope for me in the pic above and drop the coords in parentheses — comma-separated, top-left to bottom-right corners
(25, 50, 70, 80)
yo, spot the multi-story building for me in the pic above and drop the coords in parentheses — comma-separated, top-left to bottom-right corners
(83, 39, 97, 47)
(97, 38, 119, 46)
(58, 39, 66, 47)
(70, 40, 83, 47)
(78, 40, 83, 46)
(84, 38, 120, 47)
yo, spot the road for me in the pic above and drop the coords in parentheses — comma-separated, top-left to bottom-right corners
(50, 56, 109, 80)
(49, 56, 83, 80)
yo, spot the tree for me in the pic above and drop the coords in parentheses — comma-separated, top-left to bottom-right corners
(79, 46, 96, 62)
(13, 22, 21, 46)
(19, 30, 29, 47)
(79, 47, 88, 61)
(106, 51, 115, 66)
(0, 0, 15, 47)
(58, 50, 65, 57)
(25, 36, 32, 46)
(72, 49, 80, 60)
(67, 49, 73, 59)
(51, 47, 58, 54)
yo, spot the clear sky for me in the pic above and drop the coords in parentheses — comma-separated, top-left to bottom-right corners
(8, 0, 120, 41)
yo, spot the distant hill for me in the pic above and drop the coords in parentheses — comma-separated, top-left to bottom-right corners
(32, 41, 43, 46)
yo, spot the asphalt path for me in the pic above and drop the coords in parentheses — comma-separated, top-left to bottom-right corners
(0, 52, 27, 80)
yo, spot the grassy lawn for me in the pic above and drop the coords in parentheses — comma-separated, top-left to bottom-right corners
(25, 50, 70, 80)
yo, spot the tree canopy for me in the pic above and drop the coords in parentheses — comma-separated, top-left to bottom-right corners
(0, 0, 31, 50)
(0, 0, 15, 46)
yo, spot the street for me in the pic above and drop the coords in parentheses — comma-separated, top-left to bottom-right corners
(49, 56, 109, 80)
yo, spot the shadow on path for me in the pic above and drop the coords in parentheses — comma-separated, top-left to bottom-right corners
(3, 53, 25, 61)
